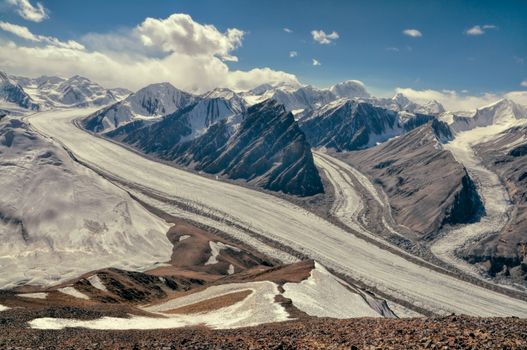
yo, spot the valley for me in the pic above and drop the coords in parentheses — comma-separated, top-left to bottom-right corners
(21, 108, 527, 318)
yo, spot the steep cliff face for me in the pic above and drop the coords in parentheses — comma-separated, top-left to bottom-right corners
(299, 99, 435, 151)
(198, 100, 324, 196)
(463, 125, 527, 281)
(105, 99, 323, 197)
(341, 120, 483, 238)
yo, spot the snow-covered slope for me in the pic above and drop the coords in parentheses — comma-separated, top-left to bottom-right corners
(0, 114, 172, 289)
(0, 72, 39, 111)
(449, 99, 527, 132)
(83, 82, 196, 132)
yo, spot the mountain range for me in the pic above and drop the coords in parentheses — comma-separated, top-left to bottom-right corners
(3, 69, 527, 285)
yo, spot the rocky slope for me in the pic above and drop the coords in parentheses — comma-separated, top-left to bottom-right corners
(340, 120, 483, 237)
(104, 99, 324, 196)
(463, 125, 527, 281)
(1, 315, 525, 349)
(299, 99, 435, 151)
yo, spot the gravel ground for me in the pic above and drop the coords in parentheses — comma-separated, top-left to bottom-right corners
(1, 315, 525, 349)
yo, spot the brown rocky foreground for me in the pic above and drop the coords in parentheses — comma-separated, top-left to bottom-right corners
(1, 315, 525, 350)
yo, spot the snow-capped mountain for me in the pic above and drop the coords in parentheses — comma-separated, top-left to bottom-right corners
(9, 73, 125, 109)
(243, 84, 335, 112)
(298, 99, 436, 151)
(371, 93, 446, 116)
(329, 80, 371, 99)
(448, 99, 527, 132)
(201, 88, 246, 114)
(0, 72, 39, 111)
(103, 99, 323, 196)
(83, 82, 196, 132)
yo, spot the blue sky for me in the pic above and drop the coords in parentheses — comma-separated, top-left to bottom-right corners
(0, 0, 526, 104)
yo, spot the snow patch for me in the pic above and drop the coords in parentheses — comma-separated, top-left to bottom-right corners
(87, 275, 107, 292)
(283, 262, 382, 318)
(205, 241, 241, 265)
(178, 235, 191, 242)
(0, 304, 11, 312)
(58, 287, 90, 300)
(30, 281, 290, 330)
(18, 293, 48, 299)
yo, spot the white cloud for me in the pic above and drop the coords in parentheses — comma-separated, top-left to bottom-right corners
(289, 50, 297, 58)
(504, 91, 527, 106)
(283, 28, 293, 33)
(311, 30, 339, 44)
(0, 21, 37, 41)
(386, 47, 400, 52)
(402, 29, 422, 38)
(521, 80, 527, 87)
(0, 13, 299, 92)
(6, 0, 48, 22)
(136, 13, 244, 62)
(465, 24, 497, 36)
(394, 87, 527, 111)
(0, 21, 84, 49)
(312, 58, 321, 66)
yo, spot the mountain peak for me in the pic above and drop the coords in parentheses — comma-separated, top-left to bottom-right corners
(330, 80, 370, 99)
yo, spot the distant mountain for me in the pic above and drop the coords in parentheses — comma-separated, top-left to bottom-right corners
(329, 80, 370, 99)
(109, 87, 133, 101)
(370, 93, 446, 116)
(242, 83, 445, 122)
(298, 99, 436, 151)
(449, 99, 527, 132)
(83, 82, 196, 132)
(104, 99, 323, 196)
(340, 120, 483, 237)
(243, 84, 335, 112)
(10, 73, 124, 109)
(0, 72, 39, 111)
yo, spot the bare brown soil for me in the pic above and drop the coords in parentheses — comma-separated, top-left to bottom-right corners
(165, 290, 252, 315)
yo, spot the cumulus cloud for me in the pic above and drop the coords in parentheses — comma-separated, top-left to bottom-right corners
(465, 24, 497, 36)
(394, 87, 527, 111)
(311, 30, 339, 44)
(0, 13, 299, 92)
(283, 28, 293, 33)
(402, 29, 422, 38)
(6, 0, 48, 22)
(312, 58, 321, 66)
(289, 50, 297, 58)
(136, 13, 244, 62)
(521, 80, 527, 87)
(0, 21, 84, 49)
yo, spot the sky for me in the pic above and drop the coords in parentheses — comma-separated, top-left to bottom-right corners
(0, 0, 526, 110)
